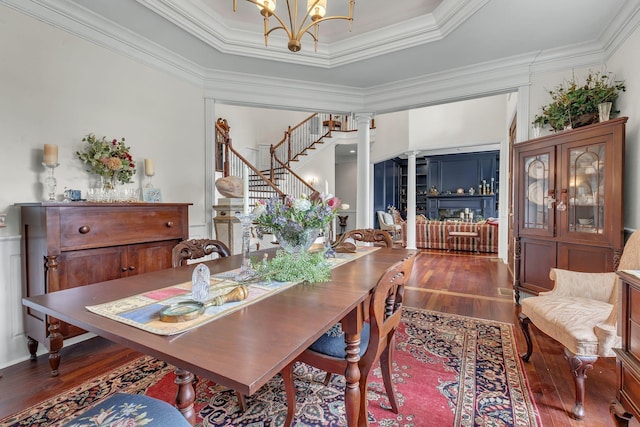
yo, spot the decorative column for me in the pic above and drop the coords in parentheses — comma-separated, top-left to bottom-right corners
(406, 151, 420, 249)
(355, 113, 373, 229)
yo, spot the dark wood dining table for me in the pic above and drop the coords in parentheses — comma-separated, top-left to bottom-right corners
(22, 246, 414, 427)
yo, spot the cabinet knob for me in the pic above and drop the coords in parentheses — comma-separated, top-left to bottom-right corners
(121, 267, 128, 272)
(129, 266, 136, 271)
(166, 221, 174, 227)
(79, 226, 90, 234)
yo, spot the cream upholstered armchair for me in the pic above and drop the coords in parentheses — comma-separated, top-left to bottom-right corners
(519, 230, 640, 420)
(377, 210, 401, 240)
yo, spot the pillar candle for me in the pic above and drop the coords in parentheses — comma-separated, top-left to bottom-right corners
(324, 180, 329, 195)
(43, 144, 58, 165)
(144, 158, 155, 176)
(243, 166, 249, 214)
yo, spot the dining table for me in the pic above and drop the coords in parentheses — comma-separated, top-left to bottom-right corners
(22, 246, 414, 427)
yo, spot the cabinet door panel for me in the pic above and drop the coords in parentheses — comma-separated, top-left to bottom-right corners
(56, 247, 124, 291)
(557, 243, 614, 273)
(558, 135, 613, 244)
(520, 238, 556, 293)
(125, 241, 175, 276)
(517, 146, 556, 238)
(54, 247, 124, 338)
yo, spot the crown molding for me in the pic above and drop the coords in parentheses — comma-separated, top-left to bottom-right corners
(2, 0, 636, 115)
(364, 53, 536, 114)
(134, 0, 488, 68)
(1, 0, 207, 85)
(600, 0, 640, 59)
(203, 69, 365, 113)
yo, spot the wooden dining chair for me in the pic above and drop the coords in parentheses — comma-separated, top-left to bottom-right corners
(171, 238, 246, 411)
(281, 252, 418, 426)
(343, 228, 393, 247)
(171, 238, 231, 268)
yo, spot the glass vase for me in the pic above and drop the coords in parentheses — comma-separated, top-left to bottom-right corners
(275, 226, 319, 254)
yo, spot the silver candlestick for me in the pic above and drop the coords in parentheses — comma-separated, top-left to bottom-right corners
(42, 162, 59, 201)
(234, 212, 257, 281)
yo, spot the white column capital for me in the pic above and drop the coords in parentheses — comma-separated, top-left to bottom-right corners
(354, 112, 374, 123)
(405, 150, 421, 158)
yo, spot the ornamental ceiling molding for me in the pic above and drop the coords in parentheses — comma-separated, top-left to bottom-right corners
(134, 0, 489, 67)
(1, 0, 634, 114)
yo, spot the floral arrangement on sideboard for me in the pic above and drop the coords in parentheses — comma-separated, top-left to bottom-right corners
(76, 133, 136, 188)
(532, 71, 626, 132)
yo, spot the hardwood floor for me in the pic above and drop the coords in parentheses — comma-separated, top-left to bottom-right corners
(0, 249, 632, 426)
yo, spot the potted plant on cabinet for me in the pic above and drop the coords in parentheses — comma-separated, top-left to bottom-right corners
(533, 71, 625, 132)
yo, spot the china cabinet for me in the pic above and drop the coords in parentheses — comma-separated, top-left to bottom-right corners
(17, 202, 190, 374)
(513, 117, 626, 303)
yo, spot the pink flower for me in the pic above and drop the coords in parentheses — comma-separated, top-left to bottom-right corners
(327, 196, 341, 211)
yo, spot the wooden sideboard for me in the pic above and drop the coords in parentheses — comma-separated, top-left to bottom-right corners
(612, 271, 640, 426)
(17, 202, 190, 375)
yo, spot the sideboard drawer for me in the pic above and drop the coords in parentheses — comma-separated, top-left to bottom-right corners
(60, 206, 185, 250)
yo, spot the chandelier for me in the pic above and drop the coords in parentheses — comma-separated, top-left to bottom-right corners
(232, 0, 355, 52)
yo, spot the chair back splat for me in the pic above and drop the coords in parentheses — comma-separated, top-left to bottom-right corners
(281, 252, 418, 426)
(171, 239, 230, 268)
(343, 228, 393, 247)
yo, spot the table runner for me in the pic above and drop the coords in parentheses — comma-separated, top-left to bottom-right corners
(86, 247, 378, 335)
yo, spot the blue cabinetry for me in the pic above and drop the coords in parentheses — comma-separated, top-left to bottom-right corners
(380, 151, 499, 219)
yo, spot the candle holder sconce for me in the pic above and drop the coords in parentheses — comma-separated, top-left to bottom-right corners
(42, 162, 59, 201)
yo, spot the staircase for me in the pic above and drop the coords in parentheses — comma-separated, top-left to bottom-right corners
(215, 113, 354, 208)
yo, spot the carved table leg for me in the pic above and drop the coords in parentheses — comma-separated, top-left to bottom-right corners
(610, 399, 633, 427)
(344, 330, 363, 427)
(564, 348, 597, 420)
(518, 313, 533, 361)
(27, 336, 39, 361)
(47, 321, 63, 376)
(174, 368, 196, 426)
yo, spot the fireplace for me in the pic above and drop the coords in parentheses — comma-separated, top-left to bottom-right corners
(425, 195, 496, 220)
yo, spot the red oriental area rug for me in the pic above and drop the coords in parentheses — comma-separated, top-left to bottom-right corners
(1, 307, 540, 426)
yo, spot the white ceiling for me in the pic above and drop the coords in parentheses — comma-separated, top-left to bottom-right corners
(65, 0, 635, 89)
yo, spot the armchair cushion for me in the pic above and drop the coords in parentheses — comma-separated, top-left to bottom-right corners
(521, 296, 619, 357)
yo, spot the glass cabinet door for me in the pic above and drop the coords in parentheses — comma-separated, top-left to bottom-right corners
(566, 142, 606, 235)
(520, 149, 554, 237)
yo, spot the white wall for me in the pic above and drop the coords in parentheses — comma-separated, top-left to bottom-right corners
(214, 104, 311, 159)
(607, 29, 640, 232)
(0, 5, 207, 367)
(371, 111, 410, 162)
(408, 95, 508, 151)
(0, 5, 207, 235)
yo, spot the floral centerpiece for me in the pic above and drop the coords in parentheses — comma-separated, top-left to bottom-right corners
(251, 192, 341, 283)
(76, 133, 136, 189)
(253, 192, 341, 253)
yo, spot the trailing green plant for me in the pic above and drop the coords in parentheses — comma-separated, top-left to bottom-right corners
(250, 250, 331, 283)
(533, 71, 625, 131)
